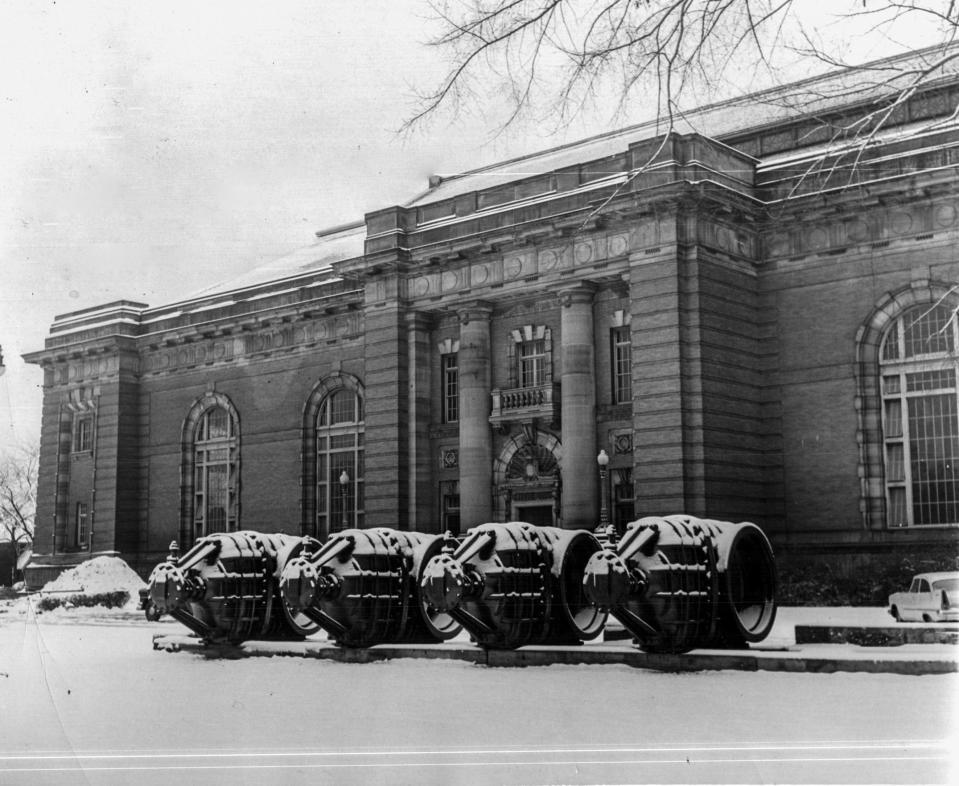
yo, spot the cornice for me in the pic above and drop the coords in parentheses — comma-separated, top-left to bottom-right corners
(23, 335, 139, 368)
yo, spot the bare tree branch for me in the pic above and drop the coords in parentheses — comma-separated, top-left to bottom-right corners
(0, 444, 37, 548)
(407, 0, 959, 159)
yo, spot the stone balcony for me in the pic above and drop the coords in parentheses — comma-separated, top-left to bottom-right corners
(489, 382, 560, 428)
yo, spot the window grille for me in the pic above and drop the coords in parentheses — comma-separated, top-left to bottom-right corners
(612, 468, 635, 533)
(193, 406, 238, 536)
(611, 326, 632, 404)
(880, 303, 959, 527)
(316, 389, 364, 534)
(441, 480, 460, 535)
(441, 353, 458, 423)
(73, 414, 93, 452)
(519, 339, 546, 387)
(75, 501, 88, 548)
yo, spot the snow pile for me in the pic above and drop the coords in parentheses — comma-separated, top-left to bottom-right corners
(37, 556, 146, 613)
(42, 556, 146, 595)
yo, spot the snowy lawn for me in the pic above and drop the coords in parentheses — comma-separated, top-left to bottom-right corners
(0, 601, 956, 785)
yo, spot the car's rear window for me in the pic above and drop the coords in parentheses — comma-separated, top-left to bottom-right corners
(932, 578, 959, 591)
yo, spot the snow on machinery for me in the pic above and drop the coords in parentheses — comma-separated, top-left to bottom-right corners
(582, 515, 778, 653)
(418, 522, 608, 649)
(146, 531, 319, 643)
(277, 527, 461, 646)
(146, 515, 778, 653)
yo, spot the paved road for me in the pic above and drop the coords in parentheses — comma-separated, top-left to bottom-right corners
(0, 612, 955, 784)
(0, 739, 951, 785)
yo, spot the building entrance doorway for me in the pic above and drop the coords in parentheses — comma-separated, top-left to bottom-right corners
(493, 427, 563, 525)
(513, 503, 553, 527)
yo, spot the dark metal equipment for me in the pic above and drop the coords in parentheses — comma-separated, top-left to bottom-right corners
(419, 522, 607, 649)
(278, 528, 461, 647)
(583, 515, 777, 653)
(147, 531, 319, 643)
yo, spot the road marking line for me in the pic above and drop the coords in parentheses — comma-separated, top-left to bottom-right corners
(0, 741, 948, 762)
(0, 754, 949, 774)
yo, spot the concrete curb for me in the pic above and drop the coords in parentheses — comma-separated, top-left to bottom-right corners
(152, 634, 958, 675)
(795, 625, 958, 646)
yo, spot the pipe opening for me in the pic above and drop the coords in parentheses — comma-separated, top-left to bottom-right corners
(725, 528, 777, 640)
(559, 533, 606, 640)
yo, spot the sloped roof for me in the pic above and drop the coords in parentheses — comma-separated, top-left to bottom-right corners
(184, 222, 366, 300)
(406, 43, 959, 208)
(174, 44, 959, 305)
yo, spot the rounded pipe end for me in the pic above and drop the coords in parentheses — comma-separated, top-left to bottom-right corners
(279, 557, 319, 614)
(148, 562, 189, 613)
(582, 549, 632, 610)
(419, 553, 466, 613)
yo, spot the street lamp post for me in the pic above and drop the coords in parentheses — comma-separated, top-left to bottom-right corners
(597, 449, 611, 540)
(339, 469, 350, 530)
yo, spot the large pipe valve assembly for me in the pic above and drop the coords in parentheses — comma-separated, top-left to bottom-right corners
(278, 527, 460, 647)
(583, 515, 777, 653)
(146, 530, 319, 643)
(148, 515, 777, 655)
(419, 522, 607, 649)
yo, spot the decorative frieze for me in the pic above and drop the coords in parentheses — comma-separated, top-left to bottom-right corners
(56, 355, 120, 384)
(407, 230, 632, 302)
(141, 313, 361, 376)
(762, 199, 959, 261)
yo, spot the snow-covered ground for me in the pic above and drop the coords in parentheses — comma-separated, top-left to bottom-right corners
(0, 596, 956, 785)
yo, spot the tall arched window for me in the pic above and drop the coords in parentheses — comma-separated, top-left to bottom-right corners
(193, 405, 239, 535)
(316, 388, 364, 534)
(880, 303, 959, 527)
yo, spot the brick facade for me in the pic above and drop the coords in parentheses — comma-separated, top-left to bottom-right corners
(23, 56, 959, 580)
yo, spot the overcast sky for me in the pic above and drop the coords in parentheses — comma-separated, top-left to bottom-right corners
(0, 1, 940, 454)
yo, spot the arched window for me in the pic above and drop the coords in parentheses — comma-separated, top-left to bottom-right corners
(193, 405, 238, 535)
(315, 388, 364, 535)
(879, 303, 959, 527)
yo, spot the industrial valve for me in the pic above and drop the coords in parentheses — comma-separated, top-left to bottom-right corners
(419, 522, 607, 650)
(583, 515, 777, 653)
(278, 528, 461, 647)
(147, 530, 319, 643)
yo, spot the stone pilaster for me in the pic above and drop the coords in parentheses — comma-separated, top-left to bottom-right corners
(363, 296, 409, 528)
(559, 283, 598, 528)
(457, 302, 493, 528)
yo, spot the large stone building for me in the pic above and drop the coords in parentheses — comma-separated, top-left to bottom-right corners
(23, 49, 959, 584)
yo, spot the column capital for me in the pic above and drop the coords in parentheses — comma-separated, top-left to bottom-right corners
(457, 300, 494, 326)
(558, 281, 597, 308)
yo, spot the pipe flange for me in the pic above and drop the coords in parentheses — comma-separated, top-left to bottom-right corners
(279, 557, 319, 612)
(420, 553, 466, 613)
(582, 549, 633, 609)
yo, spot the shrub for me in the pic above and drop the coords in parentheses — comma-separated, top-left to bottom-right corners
(777, 549, 959, 606)
(36, 590, 130, 612)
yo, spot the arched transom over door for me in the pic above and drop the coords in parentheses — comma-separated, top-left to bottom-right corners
(493, 429, 562, 526)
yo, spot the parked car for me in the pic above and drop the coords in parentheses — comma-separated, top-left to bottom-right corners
(888, 571, 959, 623)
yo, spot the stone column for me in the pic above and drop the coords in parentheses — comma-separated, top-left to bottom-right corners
(559, 283, 597, 529)
(406, 311, 434, 530)
(457, 302, 493, 527)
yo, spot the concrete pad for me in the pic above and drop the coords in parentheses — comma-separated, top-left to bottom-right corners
(152, 632, 958, 675)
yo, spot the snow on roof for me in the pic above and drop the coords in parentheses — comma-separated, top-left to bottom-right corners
(184, 221, 366, 301)
(406, 44, 959, 208)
